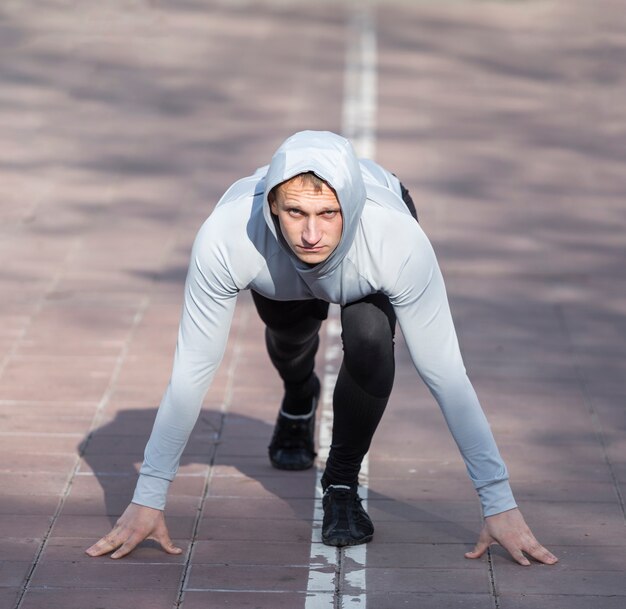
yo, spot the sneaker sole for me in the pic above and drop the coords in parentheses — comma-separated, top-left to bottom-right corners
(269, 457, 315, 471)
(321, 533, 373, 547)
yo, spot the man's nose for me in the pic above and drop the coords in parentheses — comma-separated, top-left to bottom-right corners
(303, 217, 321, 244)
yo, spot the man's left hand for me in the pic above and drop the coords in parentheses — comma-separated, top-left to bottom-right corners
(465, 507, 558, 566)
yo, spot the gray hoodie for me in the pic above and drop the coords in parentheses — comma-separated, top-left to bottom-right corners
(133, 131, 516, 517)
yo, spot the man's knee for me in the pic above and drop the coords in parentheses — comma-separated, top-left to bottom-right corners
(341, 294, 395, 359)
(344, 316, 392, 355)
(341, 301, 395, 395)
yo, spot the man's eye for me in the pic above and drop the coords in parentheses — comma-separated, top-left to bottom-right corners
(324, 210, 339, 218)
(288, 209, 302, 217)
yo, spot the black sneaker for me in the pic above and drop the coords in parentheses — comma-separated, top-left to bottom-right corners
(268, 377, 320, 470)
(321, 484, 374, 547)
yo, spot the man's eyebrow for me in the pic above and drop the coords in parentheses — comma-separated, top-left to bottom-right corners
(318, 206, 341, 212)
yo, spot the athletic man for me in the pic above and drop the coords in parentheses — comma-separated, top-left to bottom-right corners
(86, 131, 558, 566)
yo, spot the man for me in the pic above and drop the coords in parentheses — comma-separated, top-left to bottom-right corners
(87, 131, 557, 566)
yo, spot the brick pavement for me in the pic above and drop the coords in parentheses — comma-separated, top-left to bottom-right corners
(1, 1, 625, 608)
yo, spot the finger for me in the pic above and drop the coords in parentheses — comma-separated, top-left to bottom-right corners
(110, 534, 142, 560)
(85, 532, 123, 557)
(525, 541, 559, 565)
(161, 538, 183, 555)
(512, 551, 531, 566)
(152, 528, 183, 555)
(464, 538, 491, 560)
(500, 541, 531, 566)
(151, 517, 184, 555)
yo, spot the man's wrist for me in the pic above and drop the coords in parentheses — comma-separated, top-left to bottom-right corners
(478, 479, 517, 518)
(132, 474, 170, 511)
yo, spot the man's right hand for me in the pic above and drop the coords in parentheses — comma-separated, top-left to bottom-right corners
(85, 502, 183, 559)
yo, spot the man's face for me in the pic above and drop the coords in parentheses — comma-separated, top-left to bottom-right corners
(270, 178, 343, 265)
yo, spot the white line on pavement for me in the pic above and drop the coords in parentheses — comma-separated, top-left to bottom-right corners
(305, 5, 377, 608)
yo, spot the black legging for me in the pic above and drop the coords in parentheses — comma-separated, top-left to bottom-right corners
(252, 291, 396, 486)
(252, 181, 417, 487)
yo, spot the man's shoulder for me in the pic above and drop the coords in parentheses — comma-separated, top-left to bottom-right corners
(358, 159, 401, 194)
(357, 202, 432, 260)
(192, 173, 277, 283)
(361, 190, 416, 223)
(214, 172, 264, 212)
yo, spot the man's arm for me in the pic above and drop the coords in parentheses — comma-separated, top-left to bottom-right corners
(86, 218, 239, 557)
(390, 224, 557, 565)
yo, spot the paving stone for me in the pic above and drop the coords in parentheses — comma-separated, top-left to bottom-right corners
(0, 538, 40, 562)
(30, 561, 184, 589)
(51, 514, 195, 540)
(186, 564, 328, 592)
(15, 306, 135, 357)
(0, 473, 69, 496)
(79, 434, 153, 456)
(0, 434, 81, 455)
(215, 436, 275, 457)
(363, 593, 495, 609)
(515, 500, 625, 526)
(19, 588, 178, 609)
(0, 515, 52, 539)
(368, 477, 478, 503)
(200, 497, 315, 521)
(366, 498, 482, 523)
(61, 492, 198, 517)
(0, 414, 92, 435)
(372, 520, 481, 546)
(511, 480, 618, 503)
(97, 406, 223, 434)
(0, 356, 115, 401)
(67, 472, 205, 497)
(0, 588, 20, 609)
(367, 458, 467, 479)
(0, 560, 33, 588)
(494, 567, 626, 596)
(499, 595, 626, 609)
(82, 432, 216, 457)
(508, 522, 626, 548)
(77, 455, 207, 476)
(490, 544, 626, 571)
(364, 567, 491, 594)
(192, 540, 313, 567)
(0, 452, 78, 475)
(0, 494, 60, 516)
(197, 517, 313, 544)
(208, 474, 317, 499)
(211, 453, 282, 475)
(365, 542, 484, 569)
(183, 590, 329, 609)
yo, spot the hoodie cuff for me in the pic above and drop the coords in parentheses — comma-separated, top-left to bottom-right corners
(131, 474, 171, 511)
(477, 479, 517, 517)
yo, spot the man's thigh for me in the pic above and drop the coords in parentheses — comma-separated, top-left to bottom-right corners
(251, 290, 329, 331)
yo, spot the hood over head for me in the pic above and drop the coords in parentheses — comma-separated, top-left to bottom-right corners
(263, 130, 366, 277)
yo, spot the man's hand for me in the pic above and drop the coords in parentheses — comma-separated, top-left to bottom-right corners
(465, 507, 558, 566)
(85, 503, 183, 559)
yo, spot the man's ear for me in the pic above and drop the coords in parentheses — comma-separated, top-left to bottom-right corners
(269, 192, 278, 216)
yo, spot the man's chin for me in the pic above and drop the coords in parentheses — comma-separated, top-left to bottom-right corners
(293, 249, 330, 265)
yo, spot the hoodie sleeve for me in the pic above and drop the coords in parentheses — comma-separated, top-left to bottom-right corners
(132, 219, 239, 510)
(389, 226, 517, 517)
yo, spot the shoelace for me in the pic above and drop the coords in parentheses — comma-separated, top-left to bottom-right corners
(324, 487, 369, 528)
